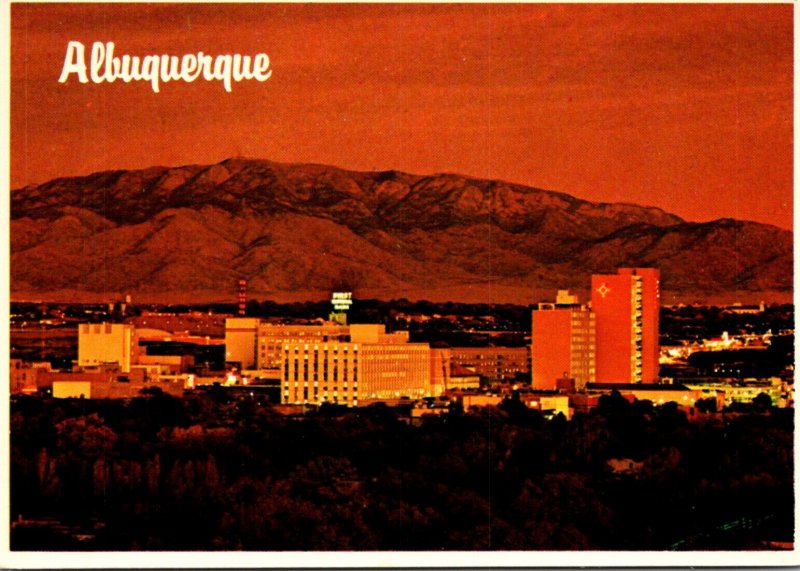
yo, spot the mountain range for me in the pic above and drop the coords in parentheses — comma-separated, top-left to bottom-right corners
(11, 158, 793, 304)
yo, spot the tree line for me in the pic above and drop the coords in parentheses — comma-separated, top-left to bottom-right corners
(10, 391, 793, 550)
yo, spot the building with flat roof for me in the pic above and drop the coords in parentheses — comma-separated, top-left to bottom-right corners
(531, 291, 595, 391)
(591, 268, 660, 383)
(50, 369, 185, 399)
(78, 323, 138, 373)
(279, 334, 434, 406)
(10, 359, 50, 394)
(683, 377, 784, 408)
(223, 319, 438, 406)
(584, 383, 702, 406)
(224, 317, 260, 369)
(256, 322, 350, 371)
(450, 346, 529, 385)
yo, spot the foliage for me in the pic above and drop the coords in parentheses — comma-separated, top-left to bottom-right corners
(10, 393, 794, 551)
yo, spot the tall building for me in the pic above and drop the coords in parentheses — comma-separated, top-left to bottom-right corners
(531, 291, 595, 391)
(78, 323, 138, 373)
(591, 268, 660, 383)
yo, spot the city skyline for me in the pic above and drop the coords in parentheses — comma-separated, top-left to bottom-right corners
(6, 2, 796, 559)
(8, 283, 796, 556)
(10, 3, 793, 230)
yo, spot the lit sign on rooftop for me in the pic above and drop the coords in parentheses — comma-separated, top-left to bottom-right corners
(331, 291, 353, 311)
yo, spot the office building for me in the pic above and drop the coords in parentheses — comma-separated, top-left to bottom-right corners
(591, 268, 660, 383)
(279, 331, 434, 406)
(448, 364, 482, 390)
(257, 322, 350, 370)
(221, 318, 438, 406)
(531, 291, 595, 390)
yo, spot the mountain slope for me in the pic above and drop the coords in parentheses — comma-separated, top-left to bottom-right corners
(11, 158, 793, 303)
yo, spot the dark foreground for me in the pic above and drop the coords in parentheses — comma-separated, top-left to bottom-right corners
(10, 391, 793, 550)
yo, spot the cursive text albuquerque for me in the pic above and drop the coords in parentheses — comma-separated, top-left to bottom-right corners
(58, 41, 272, 93)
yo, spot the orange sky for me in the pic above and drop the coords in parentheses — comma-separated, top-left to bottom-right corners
(10, 3, 793, 229)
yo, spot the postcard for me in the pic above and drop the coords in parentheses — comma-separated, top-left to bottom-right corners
(3, 1, 796, 567)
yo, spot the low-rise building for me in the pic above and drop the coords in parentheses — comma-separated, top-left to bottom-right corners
(49, 366, 185, 399)
(10, 359, 50, 394)
(450, 346, 529, 384)
(461, 393, 504, 409)
(448, 364, 481, 390)
(584, 383, 703, 408)
(137, 354, 194, 374)
(683, 377, 784, 407)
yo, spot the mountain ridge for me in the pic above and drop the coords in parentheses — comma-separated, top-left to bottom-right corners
(10, 158, 793, 304)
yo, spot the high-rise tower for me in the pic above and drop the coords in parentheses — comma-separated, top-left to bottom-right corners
(531, 290, 595, 391)
(591, 268, 660, 383)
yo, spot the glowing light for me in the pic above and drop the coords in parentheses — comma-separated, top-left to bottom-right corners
(331, 291, 353, 311)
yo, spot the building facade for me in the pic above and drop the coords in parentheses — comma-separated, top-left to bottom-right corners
(257, 322, 350, 371)
(224, 317, 260, 369)
(450, 347, 530, 385)
(10, 359, 49, 394)
(591, 268, 660, 383)
(429, 347, 452, 396)
(78, 323, 138, 373)
(531, 292, 596, 390)
(279, 338, 433, 406)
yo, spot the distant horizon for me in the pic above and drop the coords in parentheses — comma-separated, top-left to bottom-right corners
(9, 286, 793, 309)
(10, 155, 794, 232)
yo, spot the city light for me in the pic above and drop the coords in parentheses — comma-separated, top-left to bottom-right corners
(331, 291, 353, 311)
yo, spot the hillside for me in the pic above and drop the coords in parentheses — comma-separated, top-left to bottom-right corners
(11, 158, 793, 304)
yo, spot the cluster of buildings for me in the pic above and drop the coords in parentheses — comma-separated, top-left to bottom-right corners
(227, 319, 436, 406)
(10, 267, 791, 415)
(226, 322, 527, 405)
(10, 322, 214, 398)
(531, 267, 660, 390)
